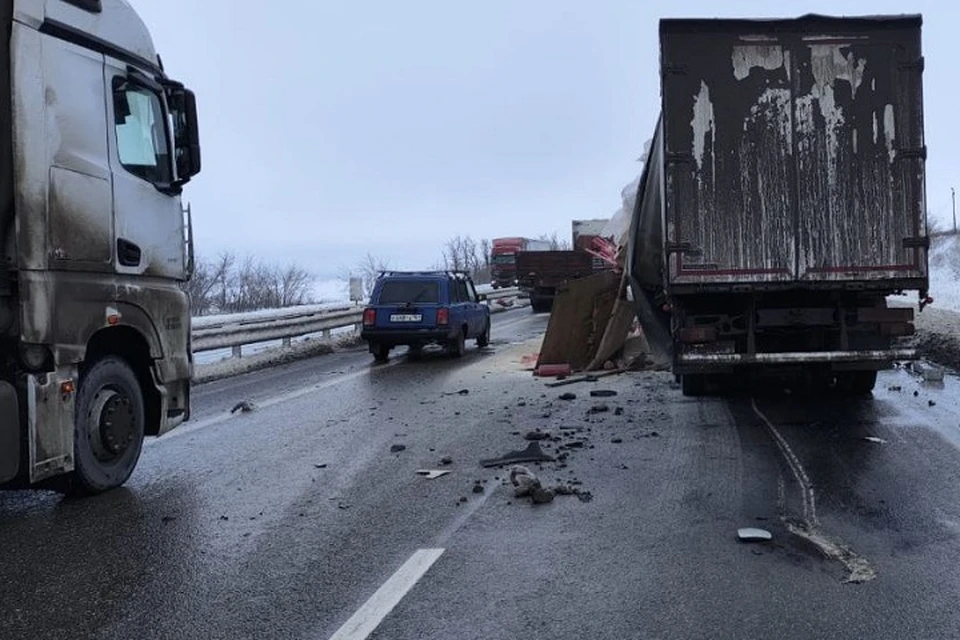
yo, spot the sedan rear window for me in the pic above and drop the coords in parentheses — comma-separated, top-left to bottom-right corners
(377, 280, 440, 304)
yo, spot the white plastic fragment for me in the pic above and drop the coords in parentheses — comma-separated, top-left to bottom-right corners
(863, 436, 887, 444)
(415, 470, 451, 480)
(738, 527, 773, 542)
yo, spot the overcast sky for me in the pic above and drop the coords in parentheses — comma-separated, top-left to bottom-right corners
(133, 0, 959, 283)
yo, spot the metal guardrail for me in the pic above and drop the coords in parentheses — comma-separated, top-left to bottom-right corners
(192, 287, 522, 356)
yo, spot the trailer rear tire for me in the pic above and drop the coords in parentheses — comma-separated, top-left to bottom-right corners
(835, 370, 877, 395)
(70, 356, 145, 494)
(681, 374, 707, 397)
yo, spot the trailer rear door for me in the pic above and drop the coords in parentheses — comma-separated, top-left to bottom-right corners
(660, 15, 926, 287)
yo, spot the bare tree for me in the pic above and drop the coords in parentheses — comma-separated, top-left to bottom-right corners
(442, 235, 482, 275)
(185, 257, 216, 316)
(353, 252, 391, 297)
(539, 232, 571, 251)
(187, 251, 316, 315)
(276, 263, 314, 307)
(479, 238, 492, 268)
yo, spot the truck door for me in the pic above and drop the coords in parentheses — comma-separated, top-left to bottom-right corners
(792, 33, 927, 282)
(103, 58, 186, 280)
(661, 32, 797, 284)
(660, 18, 926, 286)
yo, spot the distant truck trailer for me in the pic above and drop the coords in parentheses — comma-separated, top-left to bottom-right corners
(490, 237, 551, 288)
(627, 13, 928, 396)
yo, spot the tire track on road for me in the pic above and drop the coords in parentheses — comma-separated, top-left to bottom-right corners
(751, 398, 877, 584)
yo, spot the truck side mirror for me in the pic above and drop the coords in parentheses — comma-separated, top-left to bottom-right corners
(167, 87, 201, 183)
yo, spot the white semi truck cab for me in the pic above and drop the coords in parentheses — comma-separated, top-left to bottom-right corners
(0, 0, 201, 492)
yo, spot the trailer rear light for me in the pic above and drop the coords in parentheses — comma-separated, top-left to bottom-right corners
(362, 308, 376, 326)
(437, 307, 449, 325)
(679, 326, 718, 343)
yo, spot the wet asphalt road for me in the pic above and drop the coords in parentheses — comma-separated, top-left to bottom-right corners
(3, 307, 960, 639)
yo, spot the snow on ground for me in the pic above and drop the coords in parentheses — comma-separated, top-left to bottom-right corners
(928, 234, 960, 313)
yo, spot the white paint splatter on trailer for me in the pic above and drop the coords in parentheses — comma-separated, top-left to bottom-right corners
(691, 81, 715, 172)
(884, 103, 897, 162)
(732, 44, 785, 81)
(810, 44, 867, 98)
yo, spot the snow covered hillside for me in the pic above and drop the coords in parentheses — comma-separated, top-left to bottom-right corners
(929, 233, 960, 312)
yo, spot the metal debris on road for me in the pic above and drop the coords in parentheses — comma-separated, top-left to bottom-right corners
(524, 430, 551, 441)
(314, 463, 328, 469)
(390, 444, 407, 453)
(531, 487, 555, 504)
(559, 392, 577, 400)
(230, 401, 256, 414)
(863, 436, 887, 444)
(611, 437, 623, 444)
(543, 368, 626, 388)
(737, 528, 772, 542)
(415, 470, 451, 480)
(480, 442, 556, 468)
(590, 389, 618, 397)
(439, 456, 453, 465)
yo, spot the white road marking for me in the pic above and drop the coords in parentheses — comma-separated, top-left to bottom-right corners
(751, 399, 877, 584)
(327, 548, 445, 640)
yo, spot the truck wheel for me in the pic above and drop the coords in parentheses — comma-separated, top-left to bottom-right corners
(835, 371, 877, 395)
(448, 330, 466, 358)
(476, 319, 490, 348)
(681, 374, 707, 397)
(71, 356, 145, 494)
(372, 343, 390, 362)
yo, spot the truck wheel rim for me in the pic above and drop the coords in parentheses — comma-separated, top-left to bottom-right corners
(88, 388, 136, 462)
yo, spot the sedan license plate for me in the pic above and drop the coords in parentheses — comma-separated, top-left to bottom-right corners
(390, 313, 422, 322)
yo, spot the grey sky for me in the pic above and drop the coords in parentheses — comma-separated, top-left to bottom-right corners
(133, 1, 959, 281)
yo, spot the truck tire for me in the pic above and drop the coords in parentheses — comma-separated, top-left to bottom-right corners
(448, 329, 466, 358)
(530, 297, 549, 314)
(681, 374, 707, 397)
(70, 356, 145, 494)
(476, 319, 490, 348)
(372, 343, 390, 362)
(835, 370, 877, 395)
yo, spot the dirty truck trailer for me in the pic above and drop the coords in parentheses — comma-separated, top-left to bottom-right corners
(0, 0, 201, 492)
(627, 14, 928, 396)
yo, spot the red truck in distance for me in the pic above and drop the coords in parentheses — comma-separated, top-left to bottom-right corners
(490, 237, 551, 288)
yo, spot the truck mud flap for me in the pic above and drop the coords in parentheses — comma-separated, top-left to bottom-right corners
(0, 381, 19, 484)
